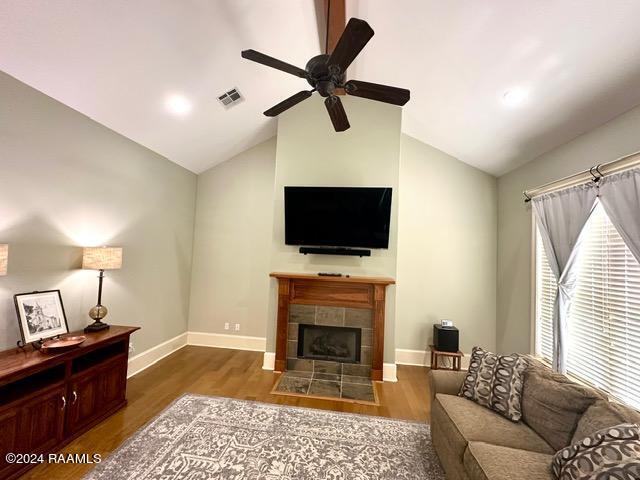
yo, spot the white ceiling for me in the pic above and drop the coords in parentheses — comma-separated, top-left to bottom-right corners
(2, 1, 640, 175)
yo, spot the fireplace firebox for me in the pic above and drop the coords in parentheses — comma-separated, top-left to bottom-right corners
(297, 324, 362, 363)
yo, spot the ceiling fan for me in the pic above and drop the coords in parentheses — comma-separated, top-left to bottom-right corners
(241, 15, 410, 132)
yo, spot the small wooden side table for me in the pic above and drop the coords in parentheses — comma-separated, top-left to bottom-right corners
(430, 345, 464, 371)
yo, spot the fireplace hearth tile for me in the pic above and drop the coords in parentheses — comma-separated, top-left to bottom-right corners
(313, 360, 341, 374)
(314, 372, 341, 382)
(273, 371, 377, 405)
(342, 375, 372, 385)
(286, 370, 313, 379)
(344, 308, 372, 328)
(287, 358, 313, 371)
(316, 306, 345, 326)
(308, 379, 341, 397)
(342, 382, 375, 402)
(342, 363, 371, 377)
(277, 375, 311, 394)
(289, 304, 316, 324)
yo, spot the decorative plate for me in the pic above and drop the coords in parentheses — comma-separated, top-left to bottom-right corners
(41, 335, 86, 352)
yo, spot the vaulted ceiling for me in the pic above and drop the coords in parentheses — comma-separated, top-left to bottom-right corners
(2, 1, 640, 175)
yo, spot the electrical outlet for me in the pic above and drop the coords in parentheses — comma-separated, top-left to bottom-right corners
(129, 342, 135, 355)
(224, 322, 230, 330)
(235, 323, 240, 331)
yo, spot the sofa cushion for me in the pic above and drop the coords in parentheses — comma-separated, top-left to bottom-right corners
(552, 423, 640, 480)
(431, 412, 471, 480)
(572, 400, 640, 444)
(464, 442, 554, 480)
(526, 357, 574, 383)
(459, 346, 529, 421)
(433, 393, 554, 465)
(522, 369, 601, 451)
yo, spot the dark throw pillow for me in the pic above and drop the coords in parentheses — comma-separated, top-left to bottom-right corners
(552, 423, 640, 480)
(458, 346, 528, 422)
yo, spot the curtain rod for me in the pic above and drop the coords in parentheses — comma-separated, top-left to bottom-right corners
(523, 150, 640, 203)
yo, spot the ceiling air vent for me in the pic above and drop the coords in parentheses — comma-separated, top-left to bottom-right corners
(217, 88, 243, 108)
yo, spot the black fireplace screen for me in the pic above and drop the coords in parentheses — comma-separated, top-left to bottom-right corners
(297, 324, 361, 363)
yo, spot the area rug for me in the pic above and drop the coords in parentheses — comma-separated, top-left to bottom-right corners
(84, 394, 444, 480)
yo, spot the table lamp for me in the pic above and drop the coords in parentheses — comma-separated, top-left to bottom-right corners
(82, 246, 122, 332)
(0, 244, 8, 276)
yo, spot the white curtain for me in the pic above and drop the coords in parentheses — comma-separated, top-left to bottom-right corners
(532, 184, 597, 373)
(599, 168, 640, 264)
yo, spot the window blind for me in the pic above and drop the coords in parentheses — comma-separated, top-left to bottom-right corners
(535, 201, 640, 409)
(535, 229, 555, 362)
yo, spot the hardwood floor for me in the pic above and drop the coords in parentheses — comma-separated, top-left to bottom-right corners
(20, 346, 433, 480)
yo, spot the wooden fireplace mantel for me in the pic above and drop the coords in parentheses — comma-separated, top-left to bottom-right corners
(270, 272, 395, 381)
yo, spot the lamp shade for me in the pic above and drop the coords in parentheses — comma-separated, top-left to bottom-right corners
(0, 244, 8, 276)
(82, 246, 123, 270)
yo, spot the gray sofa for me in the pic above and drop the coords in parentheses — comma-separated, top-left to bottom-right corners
(429, 361, 640, 480)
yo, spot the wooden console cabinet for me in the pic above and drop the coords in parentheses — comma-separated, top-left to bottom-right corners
(270, 273, 395, 381)
(0, 325, 139, 480)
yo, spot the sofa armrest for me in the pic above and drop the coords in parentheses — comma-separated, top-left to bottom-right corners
(428, 369, 466, 401)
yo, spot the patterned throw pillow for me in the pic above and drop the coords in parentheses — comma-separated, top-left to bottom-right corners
(552, 423, 640, 480)
(458, 346, 528, 422)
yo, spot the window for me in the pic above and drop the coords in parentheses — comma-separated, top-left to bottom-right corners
(534, 201, 640, 409)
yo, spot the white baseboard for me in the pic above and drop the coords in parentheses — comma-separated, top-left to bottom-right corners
(128, 333, 424, 382)
(187, 331, 267, 352)
(383, 363, 397, 382)
(262, 352, 275, 370)
(395, 348, 469, 370)
(395, 348, 430, 366)
(127, 332, 188, 378)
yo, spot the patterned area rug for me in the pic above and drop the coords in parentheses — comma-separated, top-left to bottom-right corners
(84, 394, 444, 480)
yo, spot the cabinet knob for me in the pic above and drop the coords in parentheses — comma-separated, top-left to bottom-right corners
(61, 395, 66, 410)
(72, 390, 78, 404)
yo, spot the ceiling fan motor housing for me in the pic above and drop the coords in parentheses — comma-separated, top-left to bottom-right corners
(305, 54, 345, 97)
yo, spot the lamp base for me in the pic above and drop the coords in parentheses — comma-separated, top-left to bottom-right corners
(84, 320, 110, 333)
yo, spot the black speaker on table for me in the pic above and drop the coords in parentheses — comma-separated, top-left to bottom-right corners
(433, 325, 459, 353)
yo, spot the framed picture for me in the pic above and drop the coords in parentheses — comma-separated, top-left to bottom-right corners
(14, 290, 69, 344)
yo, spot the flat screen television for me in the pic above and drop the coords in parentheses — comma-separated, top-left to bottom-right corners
(284, 186, 392, 249)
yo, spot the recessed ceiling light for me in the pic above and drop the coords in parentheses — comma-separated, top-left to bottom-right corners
(165, 94, 192, 116)
(502, 88, 529, 107)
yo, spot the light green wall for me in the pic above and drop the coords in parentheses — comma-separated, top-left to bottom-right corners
(269, 96, 402, 362)
(0, 71, 197, 353)
(496, 104, 640, 354)
(397, 135, 497, 353)
(188, 138, 276, 337)
(188, 97, 499, 363)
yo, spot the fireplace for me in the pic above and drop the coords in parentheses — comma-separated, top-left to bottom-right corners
(298, 324, 361, 363)
(270, 273, 395, 381)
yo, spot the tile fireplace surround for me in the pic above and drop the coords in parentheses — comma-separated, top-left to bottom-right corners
(270, 272, 395, 381)
(288, 304, 372, 377)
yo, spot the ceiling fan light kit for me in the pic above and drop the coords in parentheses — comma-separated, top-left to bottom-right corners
(241, 17, 410, 132)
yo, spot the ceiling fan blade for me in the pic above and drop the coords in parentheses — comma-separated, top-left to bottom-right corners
(263, 90, 313, 117)
(324, 96, 350, 132)
(327, 18, 374, 73)
(345, 80, 410, 106)
(241, 49, 307, 78)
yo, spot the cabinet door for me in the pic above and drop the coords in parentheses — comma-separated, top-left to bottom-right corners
(66, 372, 101, 435)
(19, 387, 66, 454)
(67, 356, 128, 435)
(100, 357, 127, 411)
(0, 408, 20, 479)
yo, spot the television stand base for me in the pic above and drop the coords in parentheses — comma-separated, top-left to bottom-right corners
(299, 246, 371, 257)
